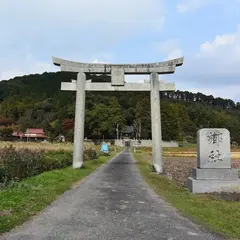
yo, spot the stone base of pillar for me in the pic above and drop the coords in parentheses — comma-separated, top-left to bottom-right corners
(73, 161, 83, 169)
(153, 164, 162, 174)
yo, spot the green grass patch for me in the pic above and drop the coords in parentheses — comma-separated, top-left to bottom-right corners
(0, 150, 122, 234)
(133, 151, 240, 240)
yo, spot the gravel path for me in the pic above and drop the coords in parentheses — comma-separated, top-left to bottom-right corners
(1, 148, 223, 240)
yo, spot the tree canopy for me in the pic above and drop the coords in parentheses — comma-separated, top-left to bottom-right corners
(0, 72, 239, 143)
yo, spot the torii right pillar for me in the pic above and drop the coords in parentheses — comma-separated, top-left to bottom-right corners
(150, 72, 163, 173)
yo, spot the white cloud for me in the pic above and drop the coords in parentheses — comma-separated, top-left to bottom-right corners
(182, 85, 240, 102)
(173, 25, 240, 82)
(167, 49, 183, 60)
(89, 52, 113, 64)
(0, 0, 165, 46)
(91, 59, 107, 64)
(177, 0, 213, 13)
(155, 39, 178, 52)
(0, 54, 56, 80)
(163, 25, 240, 101)
(155, 39, 183, 60)
(0, 52, 115, 80)
(193, 25, 240, 80)
(0, 0, 165, 80)
(197, 25, 240, 59)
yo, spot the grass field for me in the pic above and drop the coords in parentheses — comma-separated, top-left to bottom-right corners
(137, 146, 240, 159)
(0, 141, 73, 151)
(1, 142, 240, 158)
(0, 148, 123, 234)
(163, 151, 240, 159)
(0, 141, 117, 152)
(133, 150, 240, 239)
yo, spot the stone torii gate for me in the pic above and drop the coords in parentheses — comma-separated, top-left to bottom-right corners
(52, 56, 184, 173)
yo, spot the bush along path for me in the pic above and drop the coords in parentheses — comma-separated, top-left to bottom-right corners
(0, 147, 123, 234)
(0, 145, 99, 187)
(132, 150, 240, 239)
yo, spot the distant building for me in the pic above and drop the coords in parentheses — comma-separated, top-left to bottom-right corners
(12, 128, 48, 141)
(120, 125, 134, 138)
(12, 131, 24, 140)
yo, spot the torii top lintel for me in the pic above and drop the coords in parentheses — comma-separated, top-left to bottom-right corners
(52, 56, 184, 74)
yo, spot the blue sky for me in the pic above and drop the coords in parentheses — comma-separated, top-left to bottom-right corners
(0, 0, 240, 101)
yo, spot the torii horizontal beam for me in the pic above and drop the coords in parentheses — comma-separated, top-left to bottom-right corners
(52, 56, 184, 74)
(61, 81, 175, 91)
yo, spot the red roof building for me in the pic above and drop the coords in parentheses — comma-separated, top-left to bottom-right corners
(12, 128, 47, 141)
(25, 128, 47, 138)
(12, 131, 24, 138)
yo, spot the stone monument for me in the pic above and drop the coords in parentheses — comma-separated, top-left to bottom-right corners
(52, 56, 184, 173)
(188, 128, 240, 193)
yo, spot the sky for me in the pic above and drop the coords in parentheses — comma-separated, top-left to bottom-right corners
(0, 0, 240, 102)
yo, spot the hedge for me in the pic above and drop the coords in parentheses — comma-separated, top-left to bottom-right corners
(0, 145, 97, 188)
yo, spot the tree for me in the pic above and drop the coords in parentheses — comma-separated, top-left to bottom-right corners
(0, 71, 239, 144)
(133, 118, 141, 140)
(0, 127, 13, 141)
(134, 97, 151, 139)
(62, 119, 74, 131)
(161, 102, 180, 141)
(107, 97, 126, 138)
(0, 117, 13, 127)
(86, 103, 110, 139)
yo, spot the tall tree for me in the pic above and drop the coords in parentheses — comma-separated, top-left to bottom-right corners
(107, 97, 126, 137)
(134, 97, 151, 139)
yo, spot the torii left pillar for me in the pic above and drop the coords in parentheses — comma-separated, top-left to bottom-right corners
(150, 72, 163, 173)
(73, 72, 86, 168)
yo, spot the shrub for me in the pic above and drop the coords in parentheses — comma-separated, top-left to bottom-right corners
(0, 145, 42, 185)
(96, 151, 109, 158)
(40, 151, 72, 171)
(84, 149, 97, 160)
(0, 127, 13, 141)
(0, 145, 97, 188)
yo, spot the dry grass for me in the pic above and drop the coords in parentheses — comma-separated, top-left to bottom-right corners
(137, 146, 240, 159)
(0, 141, 117, 152)
(140, 151, 240, 187)
(0, 141, 73, 151)
(0, 142, 120, 156)
(164, 152, 240, 159)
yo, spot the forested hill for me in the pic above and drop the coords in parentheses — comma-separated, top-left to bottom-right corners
(0, 72, 239, 143)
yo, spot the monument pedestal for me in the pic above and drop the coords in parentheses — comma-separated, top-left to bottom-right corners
(188, 177, 240, 194)
(188, 168, 240, 193)
(192, 168, 238, 180)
